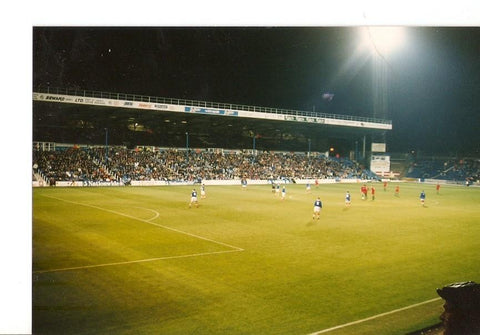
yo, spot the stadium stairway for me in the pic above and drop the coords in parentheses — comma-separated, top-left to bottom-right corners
(33, 172, 47, 185)
(390, 159, 409, 178)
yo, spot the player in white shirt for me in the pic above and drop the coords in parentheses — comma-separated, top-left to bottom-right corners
(281, 186, 286, 200)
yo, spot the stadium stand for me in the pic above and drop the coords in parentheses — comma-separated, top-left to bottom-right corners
(32, 144, 379, 186)
(406, 157, 480, 183)
(33, 147, 116, 186)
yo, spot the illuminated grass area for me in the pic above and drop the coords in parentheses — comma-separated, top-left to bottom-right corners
(32, 183, 480, 334)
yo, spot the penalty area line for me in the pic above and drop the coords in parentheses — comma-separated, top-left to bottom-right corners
(133, 206, 160, 221)
(34, 249, 243, 274)
(308, 297, 442, 334)
(42, 194, 243, 251)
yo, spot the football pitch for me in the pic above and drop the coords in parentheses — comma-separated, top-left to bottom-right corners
(32, 182, 480, 334)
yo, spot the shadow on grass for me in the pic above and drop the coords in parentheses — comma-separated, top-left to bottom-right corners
(306, 220, 319, 227)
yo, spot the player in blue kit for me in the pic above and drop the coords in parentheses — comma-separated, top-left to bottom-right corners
(420, 190, 426, 207)
(313, 197, 323, 220)
(241, 178, 247, 190)
(189, 189, 199, 208)
(281, 186, 286, 200)
(275, 183, 280, 196)
(345, 191, 351, 207)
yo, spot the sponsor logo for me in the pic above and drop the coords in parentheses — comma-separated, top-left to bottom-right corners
(124, 101, 133, 106)
(45, 95, 65, 101)
(285, 115, 325, 124)
(185, 106, 237, 117)
(224, 110, 238, 116)
(154, 104, 168, 109)
(138, 103, 152, 108)
(75, 98, 84, 103)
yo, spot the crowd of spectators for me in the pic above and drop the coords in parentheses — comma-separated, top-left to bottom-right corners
(33, 146, 375, 185)
(406, 157, 480, 183)
(33, 147, 116, 185)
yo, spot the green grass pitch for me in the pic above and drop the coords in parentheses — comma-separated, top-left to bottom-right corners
(32, 182, 480, 334)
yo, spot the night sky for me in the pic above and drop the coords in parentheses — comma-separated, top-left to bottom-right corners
(33, 26, 480, 155)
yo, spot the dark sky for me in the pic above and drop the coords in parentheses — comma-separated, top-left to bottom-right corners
(33, 26, 480, 155)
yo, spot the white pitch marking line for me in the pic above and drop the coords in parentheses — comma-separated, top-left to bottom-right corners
(133, 206, 160, 221)
(308, 297, 442, 334)
(42, 194, 244, 251)
(33, 249, 242, 274)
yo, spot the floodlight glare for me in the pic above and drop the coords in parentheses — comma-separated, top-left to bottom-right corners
(359, 26, 406, 57)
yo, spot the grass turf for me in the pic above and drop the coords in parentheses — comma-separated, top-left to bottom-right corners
(32, 182, 480, 334)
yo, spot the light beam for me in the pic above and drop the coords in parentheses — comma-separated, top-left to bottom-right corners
(359, 26, 406, 57)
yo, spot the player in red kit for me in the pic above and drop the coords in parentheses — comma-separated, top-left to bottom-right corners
(361, 185, 368, 200)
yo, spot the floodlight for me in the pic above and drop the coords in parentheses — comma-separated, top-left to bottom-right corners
(359, 26, 406, 57)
